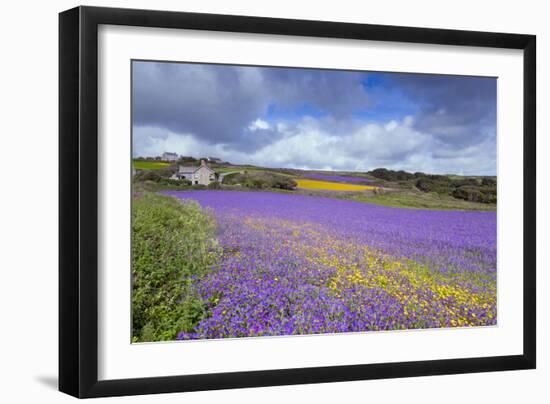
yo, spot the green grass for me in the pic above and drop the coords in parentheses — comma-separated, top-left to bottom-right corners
(256, 169, 297, 177)
(133, 160, 172, 170)
(242, 168, 296, 178)
(132, 192, 221, 342)
(336, 189, 496, 211)
(214, 166, 244, 173)
(446, 174, 497, 181)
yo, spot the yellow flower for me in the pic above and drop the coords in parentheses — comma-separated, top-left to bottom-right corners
(295, 179, 378, 192)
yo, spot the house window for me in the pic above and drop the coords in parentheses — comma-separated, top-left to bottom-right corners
(194, 181, 198, 185)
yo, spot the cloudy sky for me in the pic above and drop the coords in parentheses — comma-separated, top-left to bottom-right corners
(132, 61, 496, 175)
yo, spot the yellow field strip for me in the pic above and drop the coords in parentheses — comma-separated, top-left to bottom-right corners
(295, 179, 378, 191)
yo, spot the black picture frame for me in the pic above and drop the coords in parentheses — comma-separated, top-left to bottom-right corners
(59, 5, 536, 398)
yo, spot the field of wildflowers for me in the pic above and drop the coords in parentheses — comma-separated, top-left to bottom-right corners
(304, 173, 374, 184)
(295, 178, 378, 192)
(161, 190, 496, 340)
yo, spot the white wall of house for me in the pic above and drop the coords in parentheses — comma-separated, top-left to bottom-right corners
(173, 162, 217, 185)
(192, 166, 215, 185)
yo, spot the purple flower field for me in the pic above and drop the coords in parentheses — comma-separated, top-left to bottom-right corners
(304, 173, 374, 184)
(162, 190, 497, 339)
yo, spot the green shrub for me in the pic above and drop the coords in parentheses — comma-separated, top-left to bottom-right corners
(481, 177, 497, 187)
(134, 170, 163, 182)
(133, 171, 192, 190)
(450, 178, 480, 187)
(452, 186, 496, 204)
(270, 175, 298, 190)
(223, 171, 296, 190)
(132, 193, 221, 342)
(369, 168, 416, 181)
(452, 186, 482, 202)
(156, 166, 178, 177)
(416, 177, 452, 194)
(159, 178, 191, 187)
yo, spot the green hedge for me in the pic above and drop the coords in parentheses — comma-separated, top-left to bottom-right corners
(132, 193, 221, 342)
(452, 186, 497, 204)
(223, 171, 297, 190)
(415, 177, 453, 194)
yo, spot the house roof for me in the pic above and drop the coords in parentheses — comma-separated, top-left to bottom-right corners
(178, 166, 198, 173)
(178, 165, 215, 174)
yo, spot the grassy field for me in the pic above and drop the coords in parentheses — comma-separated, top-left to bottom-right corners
(132, 158, 496, 211)
(213, 166, 242, 173)
(133, 160, 172, 170)
(295, 178, 378, 192)
(133, 178, 495, 211)
(334, 189, 497, 211)
(253, 168, 297, 177)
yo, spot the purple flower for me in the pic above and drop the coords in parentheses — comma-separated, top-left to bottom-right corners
(162, 190, 496, 339)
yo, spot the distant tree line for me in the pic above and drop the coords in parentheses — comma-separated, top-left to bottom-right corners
(368, 168, 497, 204)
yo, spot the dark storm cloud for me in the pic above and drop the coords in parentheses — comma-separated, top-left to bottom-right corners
(133, 62, 268, 150)
(132, 61, 369, 151)
(387, 73, 497, 146)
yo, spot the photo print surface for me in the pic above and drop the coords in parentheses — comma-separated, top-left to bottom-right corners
(131, 60, 497, 343)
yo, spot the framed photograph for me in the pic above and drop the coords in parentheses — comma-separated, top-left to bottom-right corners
(59, 6, 536, 398)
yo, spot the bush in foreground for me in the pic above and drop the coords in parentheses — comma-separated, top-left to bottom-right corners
(132, 192, 221, 342)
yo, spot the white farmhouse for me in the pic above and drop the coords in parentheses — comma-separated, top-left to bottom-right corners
(162, 152, 179, 162)
(171, 160, 217, 185)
